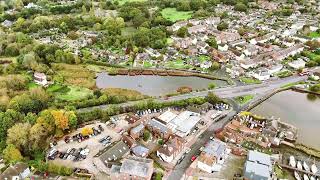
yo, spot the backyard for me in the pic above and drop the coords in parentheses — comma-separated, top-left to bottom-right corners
(160, 8, 193, 22)
(308, 31, 320, 38)
(165, 59, 193, 69)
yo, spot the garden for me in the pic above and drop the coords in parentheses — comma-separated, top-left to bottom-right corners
(160, 8, 193, 22)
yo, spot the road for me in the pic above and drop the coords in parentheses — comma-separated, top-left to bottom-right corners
(77, 75, 307, 113)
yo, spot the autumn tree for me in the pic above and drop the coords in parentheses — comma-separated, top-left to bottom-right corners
(6, 123, 31, 152)
(81, 127, 93, 136)
(3, 144, 23, 164)
(52, 110, 69, 130)
(29, 123, 51, 150)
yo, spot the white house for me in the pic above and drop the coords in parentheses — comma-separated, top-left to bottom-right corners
(218, 44, 228, 52)
(252, 69, 271, 81)
(267, 64, 283, 74)
(288, 59, 306, 69)
(197, 139, 229, 173)
(200, 61, 212, 69)
(0, 163, 31, 180)
(34, 72, 48, 86)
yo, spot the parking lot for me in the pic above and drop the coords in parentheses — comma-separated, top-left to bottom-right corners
(48, 122, 121, 174)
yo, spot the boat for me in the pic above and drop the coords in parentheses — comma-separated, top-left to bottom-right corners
(294, 171, 301, 180)
(290, 156, 297, 167)
(297, 161, 303, 170)
(311, 163, 318, 174)
(303, 174, 309, 180)
(303, 161, 310, 172)
(310, 176, 316, 180)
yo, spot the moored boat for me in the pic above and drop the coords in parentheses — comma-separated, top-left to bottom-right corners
(294, 171, 301, 180)
(303, 161, 310, 172)
(303, 174, 309, 180)
(311, 164, 318, 174)
(297, 161, 303, 170)
(310, 176, 316, 180)
(290, 156, 297, 167)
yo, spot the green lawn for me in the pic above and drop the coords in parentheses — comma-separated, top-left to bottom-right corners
(113, 0, 147, 5)
(27, 82, 40, 89)
(308, 31, 320, 38)
(166, 38, 173, 45)
(161, 8, 193, 22)
(143, 61, 153, 68)
(56, 86, 93, 101)
(235, 95, 254, 105)
(240, 77, 262, 84)
(276, 70, 293, 78)
(165, 59, 193, 69)
(198, 55, 210, 63)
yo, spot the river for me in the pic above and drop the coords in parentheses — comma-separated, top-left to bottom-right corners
(251, 90, 320, 150)
(96, 72, 228, 96)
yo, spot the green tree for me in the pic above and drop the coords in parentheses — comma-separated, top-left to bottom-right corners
(208, 83, 216, 90)
(177, 26, 188, 37)
(206, 37, 218, 49)
(3, 144, 23, 164)
(103, 17, 125, 35)
(217, 22, 228, 31)
(234, 3, 248, 12)
(143, 130, 150, 141)
(206, 92, 222, 104)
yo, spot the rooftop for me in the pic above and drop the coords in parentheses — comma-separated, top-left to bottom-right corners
(100, 141, 130, 163)
(169, 111, 201, 134)
(120, 156, 153, 178)
(203, 139, 226, 159)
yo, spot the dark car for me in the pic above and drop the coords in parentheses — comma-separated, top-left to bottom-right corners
(64, 136, 70, 143)
(98, 125, 104, 131)
(63, 153, 69, 160)
(69, 148, 76, 154)
(59, 152, 65, 159)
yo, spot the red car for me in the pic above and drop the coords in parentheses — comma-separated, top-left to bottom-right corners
(299, 71, 309, 76)
(191, 155, 197, 161)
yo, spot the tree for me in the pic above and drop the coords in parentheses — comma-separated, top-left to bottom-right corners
(29, 123, 51, 150)
(190, 0, 207, 11)
(177, 1, 191, 11)
(103, 17, 125, 35)
(206, 37, 218, 49)
(234, 3, 248, 12)
(6, 123, 31, 151)
(81, 127, 93, 136)
(177, 26, 188, 37)
(206, 92, 222, 104)
(133, 27, 150, 47)
(208, 83, 216, 90)
(52, 110, 69, 130)
(217, 22, 228, 31)
(143, 130, 150, 141)
(3, 144, 23, 164)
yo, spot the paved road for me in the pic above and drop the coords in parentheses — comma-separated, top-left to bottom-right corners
(77, 75, 307, 113)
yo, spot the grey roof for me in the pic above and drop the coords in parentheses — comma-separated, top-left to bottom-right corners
(244, 151, 272, 180)
(147, 119, 169, 134)
(170, 111, 201, 133)
(131, 124, 145, 134)
(131, 145, 149, 157)
(247, 151, 271, 167)
(244, 161, 271, 180)
(203, 139, 226, 159)
(120, 156, 153, 178)
(100, 141, 130, 163)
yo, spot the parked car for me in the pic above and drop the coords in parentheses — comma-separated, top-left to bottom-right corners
(64, 136, 70, 143)
(191, 155, 197, 161)
(98, 125, 104, 131)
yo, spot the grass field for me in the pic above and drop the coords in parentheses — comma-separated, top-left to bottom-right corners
(56, 86, 93, 101)
(114, 0, 147, 5)
(165, 59, 193, 69)
(143, 61, 153, 68)
(161, 8, 193, 22)
(308, 31, 320, 38)
(235, 95, 254, 105)
(240, 77, 262, 84)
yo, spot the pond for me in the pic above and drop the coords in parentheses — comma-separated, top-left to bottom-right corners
(251, 90, 320, 150)
(96, 72, 228, 96)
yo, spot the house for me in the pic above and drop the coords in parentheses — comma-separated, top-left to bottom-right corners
(243, 151, 273, 180)
(157, 110, 177, 124)
(168, 111, 201, 138)
(171, 21, 188, 31)
(271, 44, 304, 61)
(252, 69, 271, 81)
(131, 145, 149, 158)
(218, 44, 228, 52)
(204, 17, 220, 26)
(254, 32, 276, 44)
(122, 135, 137, 148)
(100, 141, 130, 168)
(188, 25, 206, 34)
(200, 61, 212, 69)
(130, 124, 145, 139)
(145, 119, 172, 140)
(0, 162, 31, 180)
(157, 136, 184, 163)
(1, 20, 13, 28)
(197, 139, 228, 173)
(240, 59, 257, 70)
(34, 72, 48, 86)
(288, 59, 306, 69)
(267, 64, 283, 74)
(110, 156, 153, 180)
